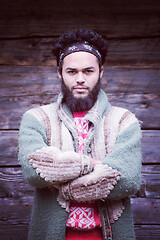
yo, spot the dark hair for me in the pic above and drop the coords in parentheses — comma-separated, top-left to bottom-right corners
(52, 29, 108, 71)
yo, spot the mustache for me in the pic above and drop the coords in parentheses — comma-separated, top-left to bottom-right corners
(72, 85, 89, 89)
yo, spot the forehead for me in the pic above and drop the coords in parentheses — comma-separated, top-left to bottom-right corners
(62, 51, 99, 69)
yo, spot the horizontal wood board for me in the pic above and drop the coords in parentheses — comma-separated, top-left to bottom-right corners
(0, 1, 160, 239)
(0, 164, 160, 200)
(0, 130, 159, 166)
(0, 93, 159, 129)
(0, 37, 160, 66)
(1, 66, 159, 96)
(0, 0, 160, 38)
(0, 197, 160, 240)
(0, 65, 159, 129)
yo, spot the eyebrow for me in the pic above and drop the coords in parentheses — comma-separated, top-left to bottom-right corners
(65, 67, 95, 71)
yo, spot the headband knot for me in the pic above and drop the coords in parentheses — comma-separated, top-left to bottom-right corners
(59, 42, 102, 66)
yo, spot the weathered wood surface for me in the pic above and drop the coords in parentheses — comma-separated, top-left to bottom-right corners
(0, 130, 159, 166)
(134, 225, 160, 240)
(131, 198, 160, 224)
(0, 197, 160, 240)
(0, 164, 160, 199)
(0, 65, 159, 129)
(0, 38, 160, 66)
(0, 0, 160, 38)
(0, 1, 159, 239)
(0, 225, 159, 240)
(1, 93, 159, 130)
(1, 66, 159, 97)
(0, 167, 33, 199)
(139, 165, 160, 199)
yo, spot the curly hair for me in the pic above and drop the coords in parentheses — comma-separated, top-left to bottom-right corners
(52, 29, 108, 71)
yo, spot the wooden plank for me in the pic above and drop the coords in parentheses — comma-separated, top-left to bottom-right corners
(108, 93, 160, 130)
(0, 130, 159, 166)
(0, 38, 160, 67)
(141, 130, 160, 164)
(0, 167, 34, 199)
(0, 65, 159, 129)
(0, 66, 60, 98)
(0, 225, 159, 240)
(1, 66, 159, 97)
(0, 198, 32, 240)
(0, 197, 159, 237)
(135, 225, 160, 240)
(106, 38, 160, 67)
(131, 198, 160, 225)
(0, 164, 160, 199)
(102, 67, 160, 94)
(0, 93, 159, 129)
(0, 225, 28, 240)
(0, 0, 160, 38)
(137, 165, 160, 199)
(0, 131, 19, 166)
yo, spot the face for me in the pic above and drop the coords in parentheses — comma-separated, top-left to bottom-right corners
(58, 51, 103, 98)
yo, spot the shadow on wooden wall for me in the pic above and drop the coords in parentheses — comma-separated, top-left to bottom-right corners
(0, 0, 160, 239)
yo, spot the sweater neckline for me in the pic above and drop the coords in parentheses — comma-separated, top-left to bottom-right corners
(72, 111, 88, 118)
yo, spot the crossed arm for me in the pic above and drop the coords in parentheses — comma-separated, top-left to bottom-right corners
(19, 111, 141, 202)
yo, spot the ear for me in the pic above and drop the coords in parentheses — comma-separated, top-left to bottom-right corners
(57, 67, 62, 79)
(100, 66, 104, 79)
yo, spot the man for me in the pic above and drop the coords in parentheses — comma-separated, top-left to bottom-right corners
(19, 29, 142, 240)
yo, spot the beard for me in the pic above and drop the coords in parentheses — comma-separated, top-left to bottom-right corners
(61, 77, 101, 112)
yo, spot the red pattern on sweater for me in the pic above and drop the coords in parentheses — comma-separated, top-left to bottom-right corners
(66, 112, 101, 234)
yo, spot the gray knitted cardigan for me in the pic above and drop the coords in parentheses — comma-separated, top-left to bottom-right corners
(18, 89, 142, 240)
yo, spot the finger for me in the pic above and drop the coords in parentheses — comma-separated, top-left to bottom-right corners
(29, 153, 54, 163)
(28, 153, 41, 160)
(29, 159, 33, 164)
(40, 172, 46, 178)
(30, 160, 53, 167)
(115, 176, 120, 181)
(29, 159, 38, 168)
(32, 162, 39, 168)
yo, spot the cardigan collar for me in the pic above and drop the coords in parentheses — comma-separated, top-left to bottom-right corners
(56, 89, 111, 125)
(56, 89, 111, 152)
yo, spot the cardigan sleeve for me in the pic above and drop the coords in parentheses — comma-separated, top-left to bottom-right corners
(103, 121, 142, 200)
(18, 111, 53, 188)
(103, 123, 142, 200)
(19, 110, 93, 187)
(60, 120, 142, 202)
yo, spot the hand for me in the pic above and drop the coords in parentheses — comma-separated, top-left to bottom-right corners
(61, 164, 121, 202)
(29, 146, 92, 182)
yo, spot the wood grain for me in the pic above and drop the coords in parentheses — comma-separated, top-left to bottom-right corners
(0, 197, 159, 240)
(0, 93, 159, 129)
(0, 224, 159, 240)
(0, 130, 159, 166)
(135, 225, 160, 240)
(0, 1, 159, 239)
(138, 165, 160, 199)
(131, 198, 160, 225)
(1, 66, 159, 97)
(0, 0, 160, 38)
(0, 157, 160, 199)
(0, 38, 160, 66)
(0, 65, 159, 129)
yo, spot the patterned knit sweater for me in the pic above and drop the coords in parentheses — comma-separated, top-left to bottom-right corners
(18, 89, 142, 240)
(66, 111, 101, 232)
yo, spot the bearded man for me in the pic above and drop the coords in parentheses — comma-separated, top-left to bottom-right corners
(19, 29, 142, 240)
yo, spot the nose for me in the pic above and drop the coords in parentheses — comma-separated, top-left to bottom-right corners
(76, 72, 85, 84)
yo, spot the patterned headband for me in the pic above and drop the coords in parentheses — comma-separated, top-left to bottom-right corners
(59, 42, 102, 66)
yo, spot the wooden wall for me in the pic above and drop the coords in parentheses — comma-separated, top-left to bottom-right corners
(0, 0, 160, 239)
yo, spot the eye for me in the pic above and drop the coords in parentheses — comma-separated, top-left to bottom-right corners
(67, 70, 76, 75)
(84, 69, 93, 74)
